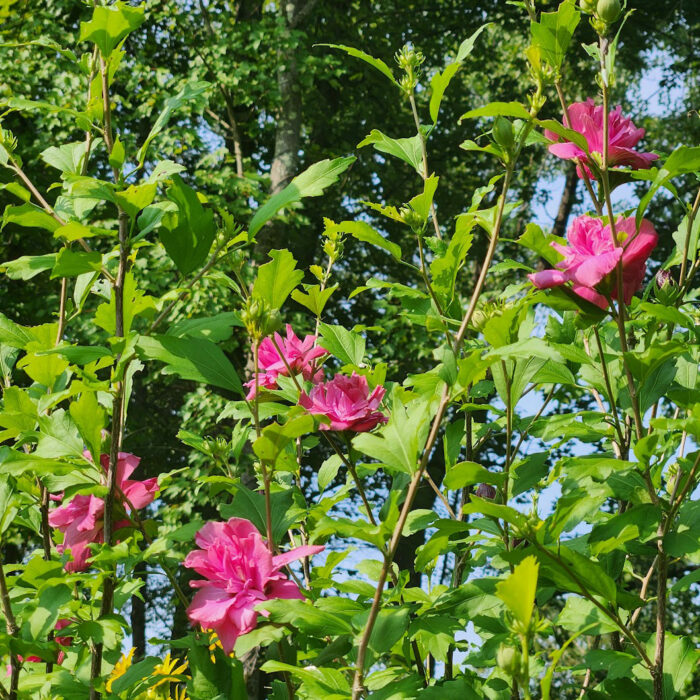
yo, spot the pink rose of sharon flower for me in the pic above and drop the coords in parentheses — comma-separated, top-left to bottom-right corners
(299, 372, 388, 432)
(245, 324, 326, 399)
(528, 215, 658, 310)
(184, 518, 323, 654)
(546, 99, 658, 178)
(48, 452, 159, 572)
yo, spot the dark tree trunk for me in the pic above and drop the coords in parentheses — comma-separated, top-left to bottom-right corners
(552, 163, 579, 238)
(255, 0, 317, 257)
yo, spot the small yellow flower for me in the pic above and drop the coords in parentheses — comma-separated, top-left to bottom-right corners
(149, 652, 188, 691)
(106, 648, 136, 693)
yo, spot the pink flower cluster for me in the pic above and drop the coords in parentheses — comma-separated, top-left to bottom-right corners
(300, 372, 388, 432)
(184, 518, 323, 653)
(546, 99, 657, 178)
(245, 324, 326, 399)
(246, 325, 388, 433)
(529, 215, 658, 309)
(49, 452, 159, 572)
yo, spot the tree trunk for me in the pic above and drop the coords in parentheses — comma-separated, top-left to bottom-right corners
(552, 163, 579, 238)
(255, 0, 316, 256)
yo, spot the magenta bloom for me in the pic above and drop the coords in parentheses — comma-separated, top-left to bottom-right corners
(299, 372, 388, 432)
(184, 518, 323, 654)
(546, 99, 658, 178)
(245, 324, 326, 399)
(48, 452, 159, 572)
(528, 215, 658, 309)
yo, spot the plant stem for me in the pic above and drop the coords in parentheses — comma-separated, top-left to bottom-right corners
(553, 80, 602, 216)
(592, 327, 625, 449)
(90, 55, 130, 699)
(679, 186, 700, 288)
(351, 163, 517, 699)
(0, 557, 20, 700)
(408, 93, 441, 240)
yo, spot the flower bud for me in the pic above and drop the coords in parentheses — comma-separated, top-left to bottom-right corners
(596, 0, 621, 23)
(655, 269, 673, 289)
(578, 0, 597, 13)
(476, 483, 496, 500)
(493, 117, 514, 151)
(496, 645, 521, 676)
(241, 298, 282, 340)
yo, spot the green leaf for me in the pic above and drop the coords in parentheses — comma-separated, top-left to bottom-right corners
(159, 174, 216, 275)
(529, 0, 580, 73)
(94, 272, 155, 335)
(318, 323, 365, 366)
(367, 607, 410, 656)
(430, 214, 475, 303)
(659, 633, 700, 698)
(326, 220, 401, 260)
(79, 1, 145, 58)
(69, 392, 105, 463)
(3, 203, 59, 232)
(462, 496, 530, 531)
(317, 454, 342, 491)
(2, 254, 57, 280)
(460, 101, 532, 121)
(35, 409, 84, 459)
(409, 174, 439, 221)
(50, 249, 102, 279)
(0, 312, 33, 349)
(291, 284, 339, 316)
(137, 335, 242, 394)
(357, 129, 423, 173)
(319, 44, 398, 85)
(253, 415, 315, 465)
(443, 461, 504, 490)
(220, 486, 296, 544)
(166, 312, 243, 342)
(430, 25, 490, 123)
(137, 81, 210, 164)
(496, 555, 539, 630)
(40, 141, 91, 175)
(353, 397, 430, 475)
(252, 249, 304, 309)
(113, 183, 157, 219)
(40, 345, 112, 365)
(249, 157, 355, 237)
(53, 222, 100, 242)
(28, 584, 72, 639)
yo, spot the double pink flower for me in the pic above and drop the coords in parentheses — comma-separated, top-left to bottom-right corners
(529, 215, 658, 309)
(184, 518, 323, 654)
(245, 324, 326, 399)
(546, 99, 657, 178)
(299, 372, 388, 432)
(49, 452, 159, 572)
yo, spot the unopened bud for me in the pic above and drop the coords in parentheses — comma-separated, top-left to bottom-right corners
(476, 483, 496, 500)
(242, 298, 282, 340)
(496, 645, 521, 676)
(655, 269, 674, 289)
(492, 117, 514, 151)
(596, 0, 621, 23)
(578, 0, 597, 13)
